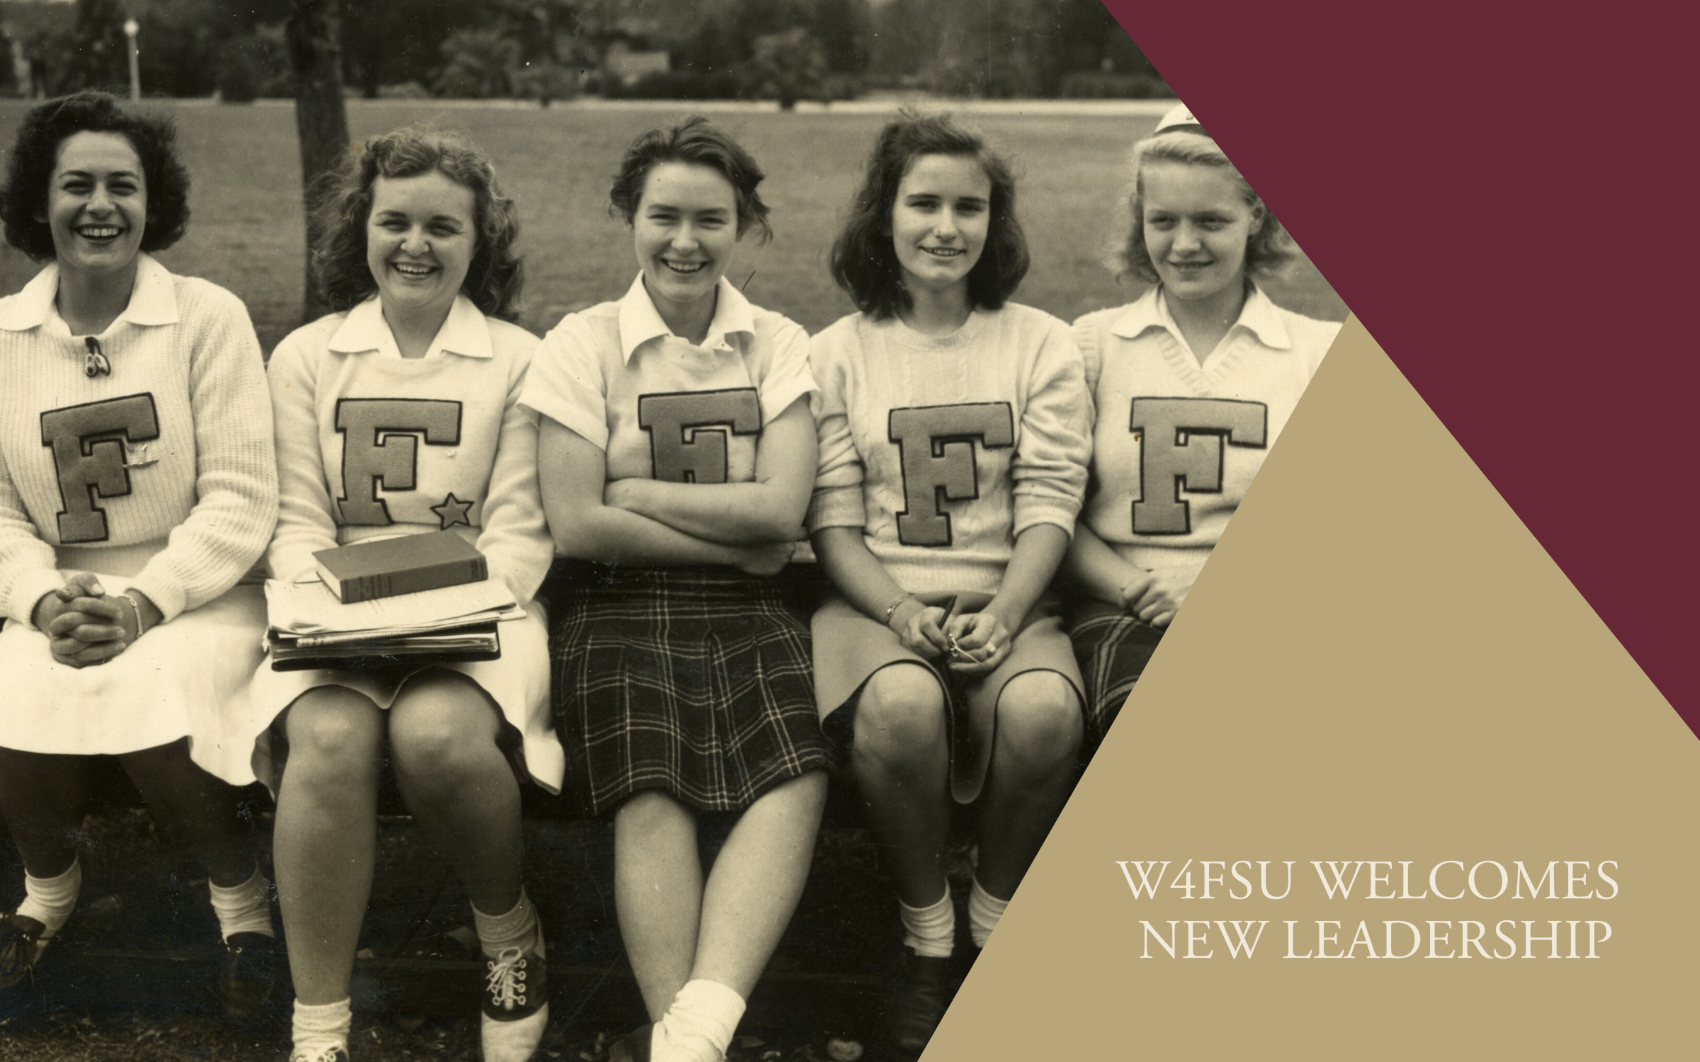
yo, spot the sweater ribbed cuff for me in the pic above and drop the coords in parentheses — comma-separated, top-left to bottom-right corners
(1012, 497, 1080, 541)
(881, 557, 1005, 598)
(127, 568, 188, 624)
(9, 567, 69, 629)
(806, 485, 867, 532)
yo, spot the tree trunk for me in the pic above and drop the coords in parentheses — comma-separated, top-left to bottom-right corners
(288, 0, 351, 324)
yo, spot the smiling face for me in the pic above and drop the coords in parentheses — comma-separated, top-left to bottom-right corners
(45, 131, 148, 281)
(365, 170, 478, 324)
(632, 161, 740, 335)
(888, 153, 991, 302)
(1140, 160, 1260, 309)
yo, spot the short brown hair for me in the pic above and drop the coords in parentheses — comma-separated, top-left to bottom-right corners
(0, 91, 191, 261)
(312, 128, 523, 320)
(608, 116, 772, 243)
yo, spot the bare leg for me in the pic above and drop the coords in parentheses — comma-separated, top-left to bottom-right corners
(118, 739, 254, 887)
(387, 670, 523, 917)
(0, 749, 89, 878)
(974, 671, 1082, 898)
(691, 770, 826, 997)
(615, 790, 702, 1020)
(271, 687, 384, 1006)
(851, 665, 952, 907)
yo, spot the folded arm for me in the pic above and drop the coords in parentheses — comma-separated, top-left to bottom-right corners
(538, 417, 792, 575)
(602, 396, 815, 545)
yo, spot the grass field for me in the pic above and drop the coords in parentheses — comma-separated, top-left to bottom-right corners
(0, 99, 1346, 353)
(0, 97, 1349, 1061)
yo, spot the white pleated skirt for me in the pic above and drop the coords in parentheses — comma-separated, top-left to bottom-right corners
(234, 600, 564, 797)
(0, 541, 268, 785)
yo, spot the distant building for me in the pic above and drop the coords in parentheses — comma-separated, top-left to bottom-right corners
(604, 41, 669, 87)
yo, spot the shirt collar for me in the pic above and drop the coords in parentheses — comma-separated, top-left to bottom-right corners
(616, 273, 756, 364)
(1110, 282, 1293, 351)
(0, 252, 178, 333)
(1230, 285, 1293, 350)
(328, 293, 493, 359)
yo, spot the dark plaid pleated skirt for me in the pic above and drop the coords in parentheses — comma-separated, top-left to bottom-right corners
(544, 560, 828, 817)
(1065, 599, 1166, 757)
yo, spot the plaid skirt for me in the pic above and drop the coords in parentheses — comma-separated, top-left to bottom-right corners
(545, 560, 827, 817)
(1064, 599, 1166, 756)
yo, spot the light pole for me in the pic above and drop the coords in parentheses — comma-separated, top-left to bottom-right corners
(123, 19, 140, 100)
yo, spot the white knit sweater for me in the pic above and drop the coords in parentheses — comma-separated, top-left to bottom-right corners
(0, 255, 277, 625)
(808, 304, 1090, 595)
(266, 295, 553, 607)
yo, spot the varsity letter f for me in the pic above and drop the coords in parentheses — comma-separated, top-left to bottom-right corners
(889, 403, 1014, 546)
(41, 394, 160, 543)
(1131, 398, 1266, 534)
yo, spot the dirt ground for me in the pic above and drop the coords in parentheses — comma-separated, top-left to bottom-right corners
(1, 775, 980, 1062)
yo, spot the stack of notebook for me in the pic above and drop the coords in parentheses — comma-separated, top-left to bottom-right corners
(265, 567, 522, 672)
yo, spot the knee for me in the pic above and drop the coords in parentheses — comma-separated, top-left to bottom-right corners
(283, 690, 382, 779)
(388, 672, 500, 779)
(995, 672, 1082, 777)
(853, 666, 947, 770)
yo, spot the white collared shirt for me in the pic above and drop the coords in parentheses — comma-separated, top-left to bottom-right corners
(328, 292, 495, 362)
(522, 273, 815, 485)
(0, 251, 181, 338)
(1103, 283, 1295, 373)
(615, 272, 758, 364)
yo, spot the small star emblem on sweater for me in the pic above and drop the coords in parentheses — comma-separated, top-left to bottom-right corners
(431, 492, 474, 529)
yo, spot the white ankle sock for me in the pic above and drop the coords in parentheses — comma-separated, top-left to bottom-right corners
(653, 979, 745, 1062)
(208, 864, 274, 941)
(291, 997, 352, 1059)
(899, 887, 955, 958)
(967, 878, 1009, 949)
(17, 858, 81, 939)
(473, 887, 543, 960)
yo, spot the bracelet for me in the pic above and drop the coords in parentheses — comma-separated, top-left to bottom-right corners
(881, 593, 915, 627)
(119, 593, 146, 639)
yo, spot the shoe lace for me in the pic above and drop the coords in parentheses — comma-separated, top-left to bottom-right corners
(484, 946, 529, 1011)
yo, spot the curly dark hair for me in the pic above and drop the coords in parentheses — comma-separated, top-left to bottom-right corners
(1115, 128, 1293, 284)
(0, 91, 191, 261)
(829, 111, 1028, 322)
(312, 128, 523, 321)
(608, 116, 772, 243)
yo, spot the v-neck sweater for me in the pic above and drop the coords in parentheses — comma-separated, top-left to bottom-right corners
(1074, 284, 1339, 588)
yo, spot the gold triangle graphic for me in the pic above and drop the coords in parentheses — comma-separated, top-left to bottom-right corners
(924, 317, 1700, 1058)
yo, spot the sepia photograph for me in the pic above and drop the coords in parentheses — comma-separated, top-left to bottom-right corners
(0, 1, 1347, 1060)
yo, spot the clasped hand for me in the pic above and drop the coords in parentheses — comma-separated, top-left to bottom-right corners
(891, 599, 1012, 675)
(33, 573, 144, 669)
(1118, 569, 1186, 629)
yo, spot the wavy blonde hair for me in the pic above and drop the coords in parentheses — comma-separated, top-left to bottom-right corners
(1115, 129, 1293, 284)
